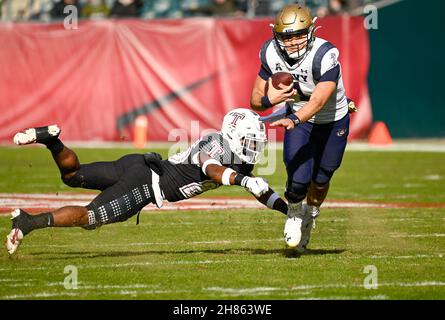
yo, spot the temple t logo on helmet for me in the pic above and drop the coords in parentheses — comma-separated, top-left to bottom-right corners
(272, 4, 317, 61)
(221, 108, 267, 165)
(228, 112, 246, 125)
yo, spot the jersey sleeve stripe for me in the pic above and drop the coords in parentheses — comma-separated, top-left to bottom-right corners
(259, 65, 271, 80)
(312, 41, 335, 82)
(319, 64, 340, 82)
(260, 39, 273, 75)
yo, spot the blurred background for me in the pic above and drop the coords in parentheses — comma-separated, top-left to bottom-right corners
(0, 0, 444, 145)
(0, 0, 376, 21)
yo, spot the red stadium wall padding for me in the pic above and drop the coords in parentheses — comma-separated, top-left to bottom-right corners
(0, 17, 371, 143)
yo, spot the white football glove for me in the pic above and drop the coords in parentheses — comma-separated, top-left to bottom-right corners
(243, 177, 269, 197)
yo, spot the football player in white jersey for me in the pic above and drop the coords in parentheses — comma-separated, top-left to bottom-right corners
(5, 109, 292, 255)
(250, 4, 351, 252)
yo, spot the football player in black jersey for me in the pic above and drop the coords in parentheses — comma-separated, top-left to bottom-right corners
(6, 109, 290, 255)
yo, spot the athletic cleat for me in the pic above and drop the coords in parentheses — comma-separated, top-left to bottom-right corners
(5, 208, 32, 255)
(296, 216, 313, 253)
(296, 205, 320, 253)
(13, 125, 60, 145)
(284, 216, 302, 248)
(283, 203, 305, 248)
(5, 228, 23, 255)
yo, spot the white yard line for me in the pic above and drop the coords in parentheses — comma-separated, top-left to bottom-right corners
(2, 281, 444, 299)
(369, 254, 444, 259)
(19, 238, 283, 249)
(345, 142, 445, 153)
(0, 292, 80, 299)
(0, 258, 276, 272)
(1, 253, 444, 273)
(390, 234, 445, 238)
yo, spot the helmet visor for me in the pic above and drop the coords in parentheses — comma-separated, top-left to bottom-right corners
(275, 31, 310, 59)
(241, 133, 267, 164)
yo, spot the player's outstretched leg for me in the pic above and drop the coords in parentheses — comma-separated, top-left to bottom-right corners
(5, 208, 53, 255)
(5, 206, 89, 255)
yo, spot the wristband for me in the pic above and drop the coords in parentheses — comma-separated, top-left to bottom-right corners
(266, 192, 280, 209)
(287, 113, 301, 126)
(261, 96, 273, 109)
(202, 158, 222, 175)
(234, 174, 249, 187)
(221, 168, 236, 186)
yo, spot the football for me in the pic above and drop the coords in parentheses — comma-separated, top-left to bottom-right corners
(265, 72, 294, 93)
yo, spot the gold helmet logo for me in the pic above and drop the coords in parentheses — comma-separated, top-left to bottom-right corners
(272, 5, 316, 61)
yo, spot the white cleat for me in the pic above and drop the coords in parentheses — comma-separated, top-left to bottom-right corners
(284, 216, 303, 248)
(296, 217, 314, 253)
(284, 202, 306, 248)
(5, 209, 25, 255)
(5, 228, 24, 255)
(296, 205, 320, 253)
(13, 128, 37, 145)
(13, 125, 60, 145)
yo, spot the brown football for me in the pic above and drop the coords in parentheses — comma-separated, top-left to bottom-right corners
(265, 72, 294, 93)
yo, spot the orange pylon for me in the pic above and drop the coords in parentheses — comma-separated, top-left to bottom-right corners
(133, 115, 148, 149)
(368, 121, 392, 145)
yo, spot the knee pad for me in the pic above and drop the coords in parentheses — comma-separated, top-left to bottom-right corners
(314, 167, 334, 185)
(285, 182, 309, 203)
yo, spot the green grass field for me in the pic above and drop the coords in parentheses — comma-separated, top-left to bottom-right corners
(0, 146, 444, 299)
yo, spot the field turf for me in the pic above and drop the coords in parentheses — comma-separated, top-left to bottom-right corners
(0, 146, 444, 299)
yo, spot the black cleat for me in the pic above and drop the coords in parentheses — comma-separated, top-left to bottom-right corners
(5, 209, 33, 255)
(13, 125, 61, 145)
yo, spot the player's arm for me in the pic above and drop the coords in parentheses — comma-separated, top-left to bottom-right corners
(270, 81, 336, 130)
(297, 80, 336, 122)
(198, 152, 269, 198)
(245, 172, 287, 215)
(252, 185, 288, 216)
(250, 75, 295, 112)
(270, 47, 341, 130)
(201, 151, 287, 215)
(205, 161, 287, 216)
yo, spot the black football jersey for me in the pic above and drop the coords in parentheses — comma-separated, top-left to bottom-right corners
(159, 132, 254, 202)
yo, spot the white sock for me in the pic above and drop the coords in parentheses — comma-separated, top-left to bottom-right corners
(287, 201, 303, 218)
(306, 205, 320, 218)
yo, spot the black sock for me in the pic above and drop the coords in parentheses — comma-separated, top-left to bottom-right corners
(45, 138, 64, 155)
(30, 212, 54, 231)
(273, 198, 289, 215)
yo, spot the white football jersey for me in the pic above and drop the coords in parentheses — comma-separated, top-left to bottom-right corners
(260, 37, 348, 124)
